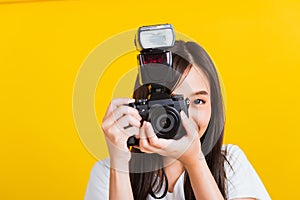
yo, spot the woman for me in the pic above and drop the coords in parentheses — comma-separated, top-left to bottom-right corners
(85, 41, 271, 199)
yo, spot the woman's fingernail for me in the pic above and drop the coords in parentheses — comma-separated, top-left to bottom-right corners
(142, 121, 146, 127)
(129, 98, 135, 103)
(180, 111, 187, 119)
(142, 122, 148, 128)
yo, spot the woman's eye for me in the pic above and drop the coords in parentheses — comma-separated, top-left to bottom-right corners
(193, 99, 205, 105)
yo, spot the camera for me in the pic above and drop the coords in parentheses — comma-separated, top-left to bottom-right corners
(127, 24, 189, 147)
(129, 94, 189, 140)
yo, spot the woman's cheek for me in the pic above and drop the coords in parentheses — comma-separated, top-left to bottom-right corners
(192, 109, 211, 138)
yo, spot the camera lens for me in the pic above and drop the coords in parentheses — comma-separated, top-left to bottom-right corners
(159, 116, 172, 129)
(155, 113, 175, 132)
(149, 105, 180, 139)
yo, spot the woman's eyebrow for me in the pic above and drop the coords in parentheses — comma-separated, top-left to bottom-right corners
(193, 90, 209, 96)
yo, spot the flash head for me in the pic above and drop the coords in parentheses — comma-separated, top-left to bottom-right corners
(135, 24, 175, 51)
(135, 24, 179, 88)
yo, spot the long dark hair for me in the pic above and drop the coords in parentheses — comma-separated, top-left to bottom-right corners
(129, 41, 228, 199)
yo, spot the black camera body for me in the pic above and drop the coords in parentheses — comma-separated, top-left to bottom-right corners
(129, 94, 189, 140)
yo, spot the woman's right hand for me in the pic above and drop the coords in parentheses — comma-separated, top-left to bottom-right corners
(101, 98, 141, 170)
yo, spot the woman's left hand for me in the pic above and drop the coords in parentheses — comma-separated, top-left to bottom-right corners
(137, 111, 204, 167)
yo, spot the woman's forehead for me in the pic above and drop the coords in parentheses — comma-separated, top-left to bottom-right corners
(174, 66, 210, 96)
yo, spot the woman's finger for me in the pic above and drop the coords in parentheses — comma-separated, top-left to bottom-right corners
(139, 122, 147, 146)
(103, 122, 139, 147)
(117, 115, 141, 129)
(111, 106, 141, 122)
(180, 111, 198, 139)
(103, 106, 141, 130)
(143, 122, 171, 155)
(144, 122, 161, 148)
(123, 126, 139, 137)
(104, 98, 135, 118)
(139, 122, 155, 153)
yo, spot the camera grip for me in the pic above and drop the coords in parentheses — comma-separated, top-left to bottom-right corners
(127, 136, 140, 148)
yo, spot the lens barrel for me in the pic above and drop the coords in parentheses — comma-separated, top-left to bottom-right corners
(149, 105, 180, 139)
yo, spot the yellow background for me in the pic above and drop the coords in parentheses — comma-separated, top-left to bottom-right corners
(0, 0, 299, 199)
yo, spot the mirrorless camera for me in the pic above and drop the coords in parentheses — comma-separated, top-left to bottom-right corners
(129, 94, 188, 140)
(127, 24, 189, 147)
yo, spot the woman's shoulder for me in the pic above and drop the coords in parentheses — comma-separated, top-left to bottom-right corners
(84, 158, 110, 200)
(221, 144, 255, 177)
(221, 144, 271, 200)
(221, 144, 252, 169)
(88, 158, 111, 185)
(222, 144, 244, 158)
(92, 158, 110, 173)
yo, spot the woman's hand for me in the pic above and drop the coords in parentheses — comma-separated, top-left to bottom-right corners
(101, 98, 141, 170)
(137, 111, 204, 168)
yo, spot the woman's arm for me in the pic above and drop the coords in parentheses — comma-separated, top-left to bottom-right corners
(101, 98, 141, 200)
(177, 119, 258, 200)
(176, 118, 256, 200)
(109, 168, 133, 200)
(185, 158, 224, 200)
(186, 160, 257, 200)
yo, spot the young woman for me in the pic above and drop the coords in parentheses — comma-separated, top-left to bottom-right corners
(85, 41, 271, 200)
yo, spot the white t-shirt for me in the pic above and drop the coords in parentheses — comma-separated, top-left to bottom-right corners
(84, 144, 271, 200)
